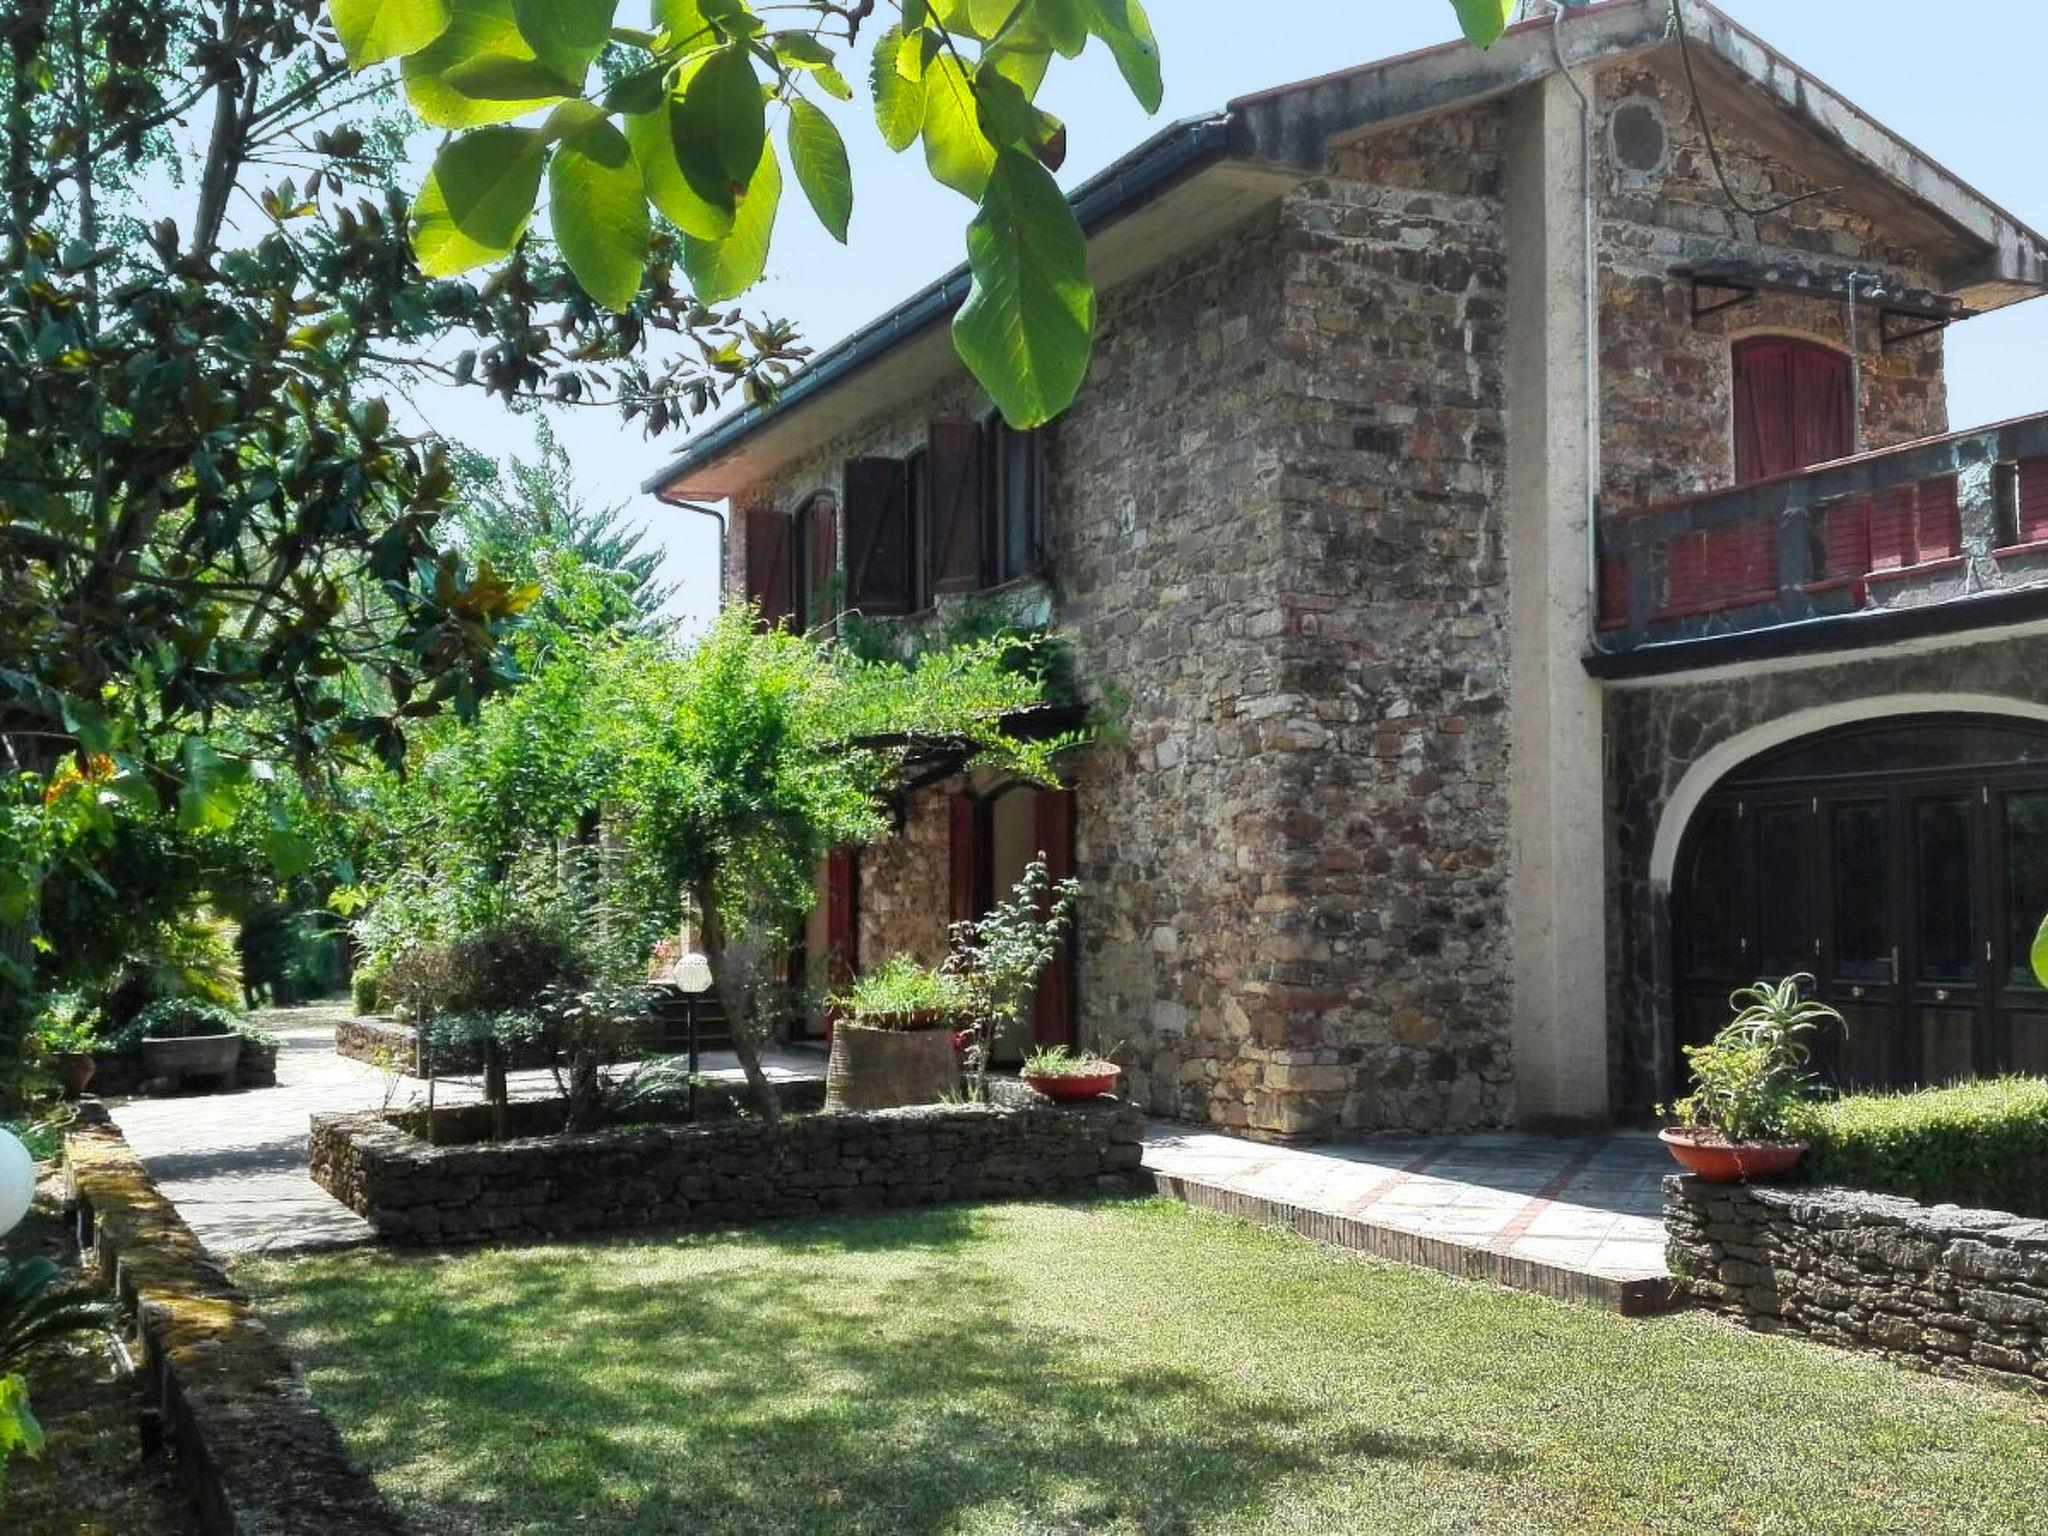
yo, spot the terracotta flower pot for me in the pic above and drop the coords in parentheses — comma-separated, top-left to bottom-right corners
(56, 1052, 96, 1099)
(1659, 1127, 1806, 1182)
(1023, 1064, 1122, 1102)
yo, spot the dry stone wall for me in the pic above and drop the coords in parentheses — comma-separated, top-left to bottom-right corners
(1666, 1175, 2048, 1392)
(311, 1096, 1144, 1245)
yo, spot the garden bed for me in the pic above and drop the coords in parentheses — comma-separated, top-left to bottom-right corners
(85, 1036, 278, 1097)
(310, 1093, 1144, 1246)
(1665, 1174, 2048, 1392)
(386, 1077, 828, 1144)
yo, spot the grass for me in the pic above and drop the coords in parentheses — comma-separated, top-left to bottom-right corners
(239, 1198, 2048, 1536)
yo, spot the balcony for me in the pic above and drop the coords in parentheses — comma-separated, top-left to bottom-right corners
(1589, 412, 2048, 676)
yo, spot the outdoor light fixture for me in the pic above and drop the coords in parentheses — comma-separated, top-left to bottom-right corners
(673, 951, 714, 995)
(0, 1128, 33, 1238)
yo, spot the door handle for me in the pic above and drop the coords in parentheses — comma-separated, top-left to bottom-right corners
(1850, 985, 1866, 1000)
(1934, 988, 1951, 1003)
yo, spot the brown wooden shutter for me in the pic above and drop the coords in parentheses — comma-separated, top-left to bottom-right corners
(948, 792, 979, 927)
(824, 846, 858, 988)
(1032, 787, 1077, 1049)
(927, 420, 986, 594)
(743, 507, 794, 629)
(844, 457, 913, 614)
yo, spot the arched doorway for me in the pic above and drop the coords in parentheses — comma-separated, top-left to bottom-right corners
(1673, 716, 2048, 1089)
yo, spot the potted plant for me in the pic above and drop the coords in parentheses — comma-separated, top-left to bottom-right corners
(824, 958, 964, 1112)
(31, 995, 104, 1099)
(1660, 974, 1842, 1182)
(946, 856, 1081, 1089)
(1021, 1045, 1122, 1103)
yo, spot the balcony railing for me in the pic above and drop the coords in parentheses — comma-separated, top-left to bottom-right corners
(1595, 411, 2048, 652)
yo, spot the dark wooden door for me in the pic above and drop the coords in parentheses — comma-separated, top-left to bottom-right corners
(1673, 721, 2048, 1094)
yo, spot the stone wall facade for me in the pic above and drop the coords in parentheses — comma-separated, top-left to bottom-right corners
(311, 1096, 1144, 1246)
(715, 57, 1982, 1139)
(1605, 633, 2048, 1109)
(1593, 61, 1947, 516)
(1665, 1175, 2048, 1393)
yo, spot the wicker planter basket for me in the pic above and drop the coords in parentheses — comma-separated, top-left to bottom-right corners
(824, 1018, 960, 1112)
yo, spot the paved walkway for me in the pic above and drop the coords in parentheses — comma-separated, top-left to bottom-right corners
(1143, 1124, 1675, 1313)
(107, 1003, 1677, 1311)
(105, 1001, 824, 1257)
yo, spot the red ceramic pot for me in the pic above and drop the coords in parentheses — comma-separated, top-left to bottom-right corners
(1023, 1064, 1122, 1102)
(1659, 1127, 1806, 1182)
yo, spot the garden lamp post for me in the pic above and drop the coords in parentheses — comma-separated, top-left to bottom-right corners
(674, 950, 713, 1121)
(0, 1128, 33, 1238)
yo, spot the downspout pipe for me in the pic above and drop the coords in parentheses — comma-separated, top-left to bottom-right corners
(1550, 3, 1603, 648)
(657, 491, 729, 614)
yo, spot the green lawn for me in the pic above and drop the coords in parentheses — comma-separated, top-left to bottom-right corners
(239, 1198, 2048, 1536)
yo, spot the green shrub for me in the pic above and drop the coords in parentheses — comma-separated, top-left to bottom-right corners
(1792, 1076, 2048, 1219)
(109, 999, 276, 1054)
(351, 968, 382, 1016)
(839, 957, 961, 1026)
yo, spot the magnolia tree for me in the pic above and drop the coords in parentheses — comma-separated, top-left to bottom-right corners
(338, 0, 1523, 425)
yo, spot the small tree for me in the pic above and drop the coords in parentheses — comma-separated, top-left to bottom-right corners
(946, 856, 1079, 1092)
(604, 607, 1073, 1115)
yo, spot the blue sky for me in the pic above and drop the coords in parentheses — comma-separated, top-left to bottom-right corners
(440, 1, 2048, 627)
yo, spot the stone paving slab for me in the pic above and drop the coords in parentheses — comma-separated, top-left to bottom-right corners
(105, 1001, 825, 1258)
(1142, 1123, 1676, 1314)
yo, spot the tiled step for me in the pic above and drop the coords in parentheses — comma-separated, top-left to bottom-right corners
(1142, 1126, 1679, 1317)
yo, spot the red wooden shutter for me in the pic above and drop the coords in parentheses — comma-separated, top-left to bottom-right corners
(948, 792, 979, 927)
(1733, 338, 1852, 484)
(844, 457, 913, 613)
(1032, 788, 1077, 1049)
(927, 420, 986, 594)
(743, 507, 794, 629)
(824, 846, 858, 988)
(2019, 458, 2048, 545)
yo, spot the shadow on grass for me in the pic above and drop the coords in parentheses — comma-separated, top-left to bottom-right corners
(254, 1202, 1524, 1535)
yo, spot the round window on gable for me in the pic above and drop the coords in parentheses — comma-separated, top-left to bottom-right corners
(1609, 98, 1670, 181)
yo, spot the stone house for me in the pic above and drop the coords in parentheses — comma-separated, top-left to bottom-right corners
(645, 0, 2048, 1139)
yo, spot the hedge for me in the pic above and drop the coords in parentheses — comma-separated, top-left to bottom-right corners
(1795, 1076, 2048, 1220)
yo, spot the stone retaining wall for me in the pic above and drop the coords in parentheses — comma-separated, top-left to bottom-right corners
(334, 1013, 420, 1074)
(64, 1110, 408, 1535)
(311, 1096, 1146, 1246)
(1665, 1175, 2048, 1392)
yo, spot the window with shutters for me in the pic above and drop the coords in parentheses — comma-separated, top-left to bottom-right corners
(1732, 337, 1853, 485)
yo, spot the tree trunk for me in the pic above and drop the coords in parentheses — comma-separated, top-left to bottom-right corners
(696, 884, 781, 1120)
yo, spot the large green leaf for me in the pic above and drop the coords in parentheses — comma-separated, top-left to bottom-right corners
(626, 98, 734, 240)
(1076, 0, 1159, 113)
(682, 141, 781, 302)
(412, 126, 548, 275)
(549, 115, 650, 310)
(509, 0, 615, 76)
(2033, 911, 2048, 989)
(402, 0, 562, 128)
(0, 1374, 44, 1463)
(786, 97, 851, 243)
(332, 0, 453, 68)
(869, 24, 926, 153)
(1034, 0, 1088, 57)
(952, 145, 1093, 428)
(439, 53, 581, 102)
(921, 52, 995, 200)
(1450, 0, 1516, 48)
(673, 42, 767, 209)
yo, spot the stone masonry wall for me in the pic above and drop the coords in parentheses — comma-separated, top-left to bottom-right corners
(1594, 61, 1948, 516)
(1666, 1175, 2048, 1393)
(1606, 634, 2048, 1109)
(1222, 103, 1517, 1135)
(311, 1097, 1144, 1245)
